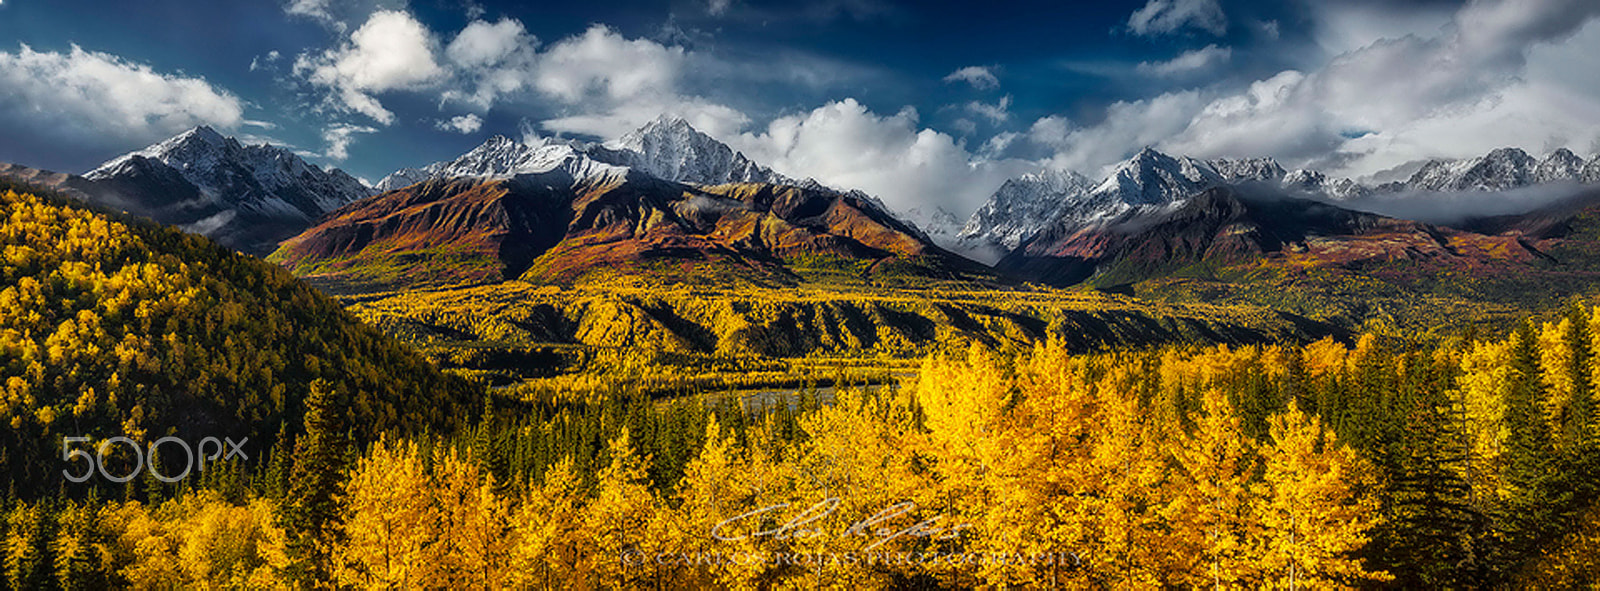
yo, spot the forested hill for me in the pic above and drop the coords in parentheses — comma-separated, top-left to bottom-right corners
(0, 180, 481, 496)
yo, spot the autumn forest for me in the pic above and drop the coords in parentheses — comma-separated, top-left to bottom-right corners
(0, 168, 1597, 591)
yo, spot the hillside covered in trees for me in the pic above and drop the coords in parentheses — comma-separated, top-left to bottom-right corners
(1, 302, 1597, 587)
(0, 183, 480, 498)
(2, 179, 1598, 588)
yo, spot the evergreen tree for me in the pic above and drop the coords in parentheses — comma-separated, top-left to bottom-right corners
(1367, 388, 1488, 588)
(279, 379, 353, 587)
(1501, 322, 1567, 559)
(1560, 304, 1599, 507)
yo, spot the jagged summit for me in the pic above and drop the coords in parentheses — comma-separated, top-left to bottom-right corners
(618, 115, 697, 148)
(378, 117, 799, 194)
(958, 169, 1093, 252)
(1209, 157, 1287, 183)
(1407, 147, 1539, 192)
(612, 115, 793, 186)
(82, 126, 374, 253)
(1538, 148, 1585, 183)
(961, 145, 1600, 257)
(373, 135, 631, 192)
(1092, 148, 1222, 205)
(369, 118, 937, 242)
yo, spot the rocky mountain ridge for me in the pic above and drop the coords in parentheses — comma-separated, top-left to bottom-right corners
(959, 146, 1600, 257)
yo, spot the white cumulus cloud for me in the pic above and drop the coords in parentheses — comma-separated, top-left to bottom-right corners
(1127, 0, 1227, 37)
(295, 10, 447, 125)
(1037, 0, 1600, 181)
(285, 0, 340, 29)
(528, 25, 751, 140)
(726, 98, 1033, 220)
(965, 95, 1012, 124)
(0, 44, 244, 151)
(942, 65, 999, 90)
(448, 18, 535, 68)
(320, 123, 378, 161)
(442, 18, 540, 109)
(436, 113, 484, 134)
(532, 25, 685, 104)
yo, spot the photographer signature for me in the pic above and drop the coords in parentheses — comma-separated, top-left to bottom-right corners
(712, 498, 971, 552)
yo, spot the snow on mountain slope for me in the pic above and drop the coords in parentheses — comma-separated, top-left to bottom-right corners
(962, 146, 1600, 257)
(80, 126, 374, 253)
(607, 116, 796, 186)
(87, 126, 372, 218)
(1405, 148, 1540, 192)
(1536, 148, 1585, 184)
(1208, 157, 1287, 183)
(957, 169, 1093, 252)
(373, 118, 945, 246)
(377, 117, 796, 192)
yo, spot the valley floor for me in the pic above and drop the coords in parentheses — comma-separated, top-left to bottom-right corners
(336, 280, 1347, 396)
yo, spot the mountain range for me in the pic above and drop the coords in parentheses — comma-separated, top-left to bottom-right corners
(7, 117, 1600, 299)
(0, 127, 372, 254)
(957, 146, 1600, 258)
(376, 117, 801, 192)
(82, 126, 374, 253)
(270, 129, 976, 291)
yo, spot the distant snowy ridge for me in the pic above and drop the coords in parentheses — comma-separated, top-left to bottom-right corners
(375, 116, 935, 243)
(81, 126, 376, 253)
(87, 126, 373, 220)
(376, 116, 799, 191)
(959, 146, 1600, 256)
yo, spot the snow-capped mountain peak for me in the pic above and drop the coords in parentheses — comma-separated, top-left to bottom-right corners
(1536, 148, 1584, 184)
(1208, 157, 1287, 183)
(87, 126, 372, 213)
(617, 115, 698, 150)
(81, 126, 375, 253)
(1092, 147, 1219, 205)
(610, 115, 793, 186)
(377, 117, 794, 192)
(961, 145, 1600, 261)
(957, 168, 1093, 251)
(374, 135, 631, 192)
(1407, 147, 1538, 192)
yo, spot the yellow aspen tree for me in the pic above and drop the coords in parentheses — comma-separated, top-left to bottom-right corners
(914, 342, 1011, 494)
(245, 497, 293, 590)
(580, 428, 660, 589)
(1539, 319, 1578, 425)
(170, 492, 287, 589)
(1457, 338, 1515, 508)
(1587, 305, 1600, 395)
(109, 501, 185, 590)
(431, 447, 512, 590)
(1086, 364, 1170, 587)
(910, 343, 1016, 586)
(967, 341, 1101, 590)
(672, 416, 762, 590)
(1167, 387, 1261, 589)
(796, 388, 933, 588)
(733, 416, 805, 587)
(333, 438, 441, 590)
(508, 458, 586, 589)
(1256, 403, 1388, 589)
(1346, 334, 1380, 376)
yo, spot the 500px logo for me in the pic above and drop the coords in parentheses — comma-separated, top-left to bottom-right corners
(61, 436, 249, 483)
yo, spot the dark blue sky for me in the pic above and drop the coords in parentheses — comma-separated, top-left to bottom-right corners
(2, 0, 1598, 218)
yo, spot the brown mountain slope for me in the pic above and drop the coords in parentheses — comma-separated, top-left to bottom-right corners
(1000, 187, 1548, 286)
(997, 186, 1596, 330)
(271, 166, 986, 292)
